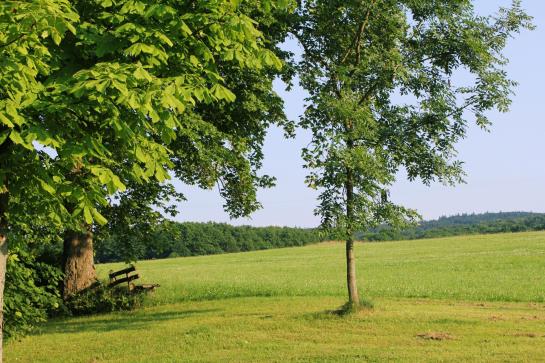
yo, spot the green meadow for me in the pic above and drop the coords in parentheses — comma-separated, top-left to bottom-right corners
(6, 231, 545, 362)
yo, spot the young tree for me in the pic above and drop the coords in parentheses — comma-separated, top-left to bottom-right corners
(0, 0, 290, 356)
(296, 0, 532, 308)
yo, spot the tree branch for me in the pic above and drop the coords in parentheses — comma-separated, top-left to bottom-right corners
(0, 21, 37, 50)
(340, 0, 377, 65)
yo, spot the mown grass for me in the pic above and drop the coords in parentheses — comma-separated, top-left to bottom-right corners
(6, 231, 545, 362)
(7, 297, 545, 362)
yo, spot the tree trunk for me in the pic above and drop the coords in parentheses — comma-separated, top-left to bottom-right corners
(62, 228, 97, 299)
(346, 236, 359, 305)
(345, 166, 360, 306)
(0, 190, 8, 362)
(0, 133, 10, 361)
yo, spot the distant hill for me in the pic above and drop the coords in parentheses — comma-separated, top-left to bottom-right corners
(419, 212, 544, 228)
(357, 212, 545, 241)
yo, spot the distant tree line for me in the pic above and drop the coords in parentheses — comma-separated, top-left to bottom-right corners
(94, 213, 545, 263)
(95, 221, 323, 263)
(357, 212, 545, 241)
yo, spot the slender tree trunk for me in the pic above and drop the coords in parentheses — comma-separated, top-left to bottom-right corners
(62, 228, 97, 299)
(345, 166, 360, 306)
(0, 134, 11, 361)
(0, 189, 8, 362)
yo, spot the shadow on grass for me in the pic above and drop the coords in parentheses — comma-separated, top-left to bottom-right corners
(332, 299, 374, 316)
(302, 299, 374, 320)
(33, 308, 221, 335)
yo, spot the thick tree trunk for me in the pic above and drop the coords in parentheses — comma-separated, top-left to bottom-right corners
(345, 166, 360, 306)
(0, 190, 8, 362)
(62, 229, 97, 299)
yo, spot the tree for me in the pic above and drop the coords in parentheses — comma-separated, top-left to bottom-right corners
(296, 0, 532, 308)
(0, 0, 290, 357)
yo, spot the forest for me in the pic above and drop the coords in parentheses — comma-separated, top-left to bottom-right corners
(95, 222, 322, 263)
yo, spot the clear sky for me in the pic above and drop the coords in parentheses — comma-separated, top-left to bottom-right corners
(173, 0, 545, 228)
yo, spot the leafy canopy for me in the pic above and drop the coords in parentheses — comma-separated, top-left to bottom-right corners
(296, 0, 533, 237)
(0, 0, 290, 229)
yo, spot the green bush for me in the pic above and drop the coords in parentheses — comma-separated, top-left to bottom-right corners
(64, 281, 145, 316)
(4, 248, 63, 340)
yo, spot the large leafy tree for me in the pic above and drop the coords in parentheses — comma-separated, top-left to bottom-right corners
(57, 0, 295, 297)
(0, 0, 290, 357)
(51, 0, 292, 298)
(296, 0, 532, 308)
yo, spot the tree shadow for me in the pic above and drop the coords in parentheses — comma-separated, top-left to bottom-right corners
(31, 308, 221, 336)
(300, 299, 375, 320)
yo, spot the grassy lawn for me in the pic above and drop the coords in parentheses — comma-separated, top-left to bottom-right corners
(6, 231, 545, 362)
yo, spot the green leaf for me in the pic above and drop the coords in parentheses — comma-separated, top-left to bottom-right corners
(180, 21, 192, 35)
(9, 131, 33, 150)
(190, 55, 199, 67)
(0, 112, 14, 128)
(134, 67, 152, 81)
(155, 166, 169, 182)
(111, 175, 126, 192)
(51, 31, 62, 46)
(135, 147, 148, 163)
(91, 208, 108, 225)
(38, 179, 56, 195)
(211, 84, 236, 102)
(0, 131, 9, 145)
(83, 206, 93, 225)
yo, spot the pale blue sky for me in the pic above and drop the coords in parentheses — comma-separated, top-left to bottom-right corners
(173, 1, 544, 227)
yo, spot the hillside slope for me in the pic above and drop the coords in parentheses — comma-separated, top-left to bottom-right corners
(99, 231, 545, 304)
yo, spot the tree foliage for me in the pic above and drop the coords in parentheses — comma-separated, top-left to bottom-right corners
(1, 0, 290, 227)
(91, 0, 298, 268)
(95, 221, 322, 263)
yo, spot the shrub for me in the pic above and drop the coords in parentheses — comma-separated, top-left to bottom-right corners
(4, 248, 63, 340)
(63, 281, 146, 316)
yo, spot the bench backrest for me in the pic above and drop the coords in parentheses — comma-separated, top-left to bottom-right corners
(109, 265, 136, 279)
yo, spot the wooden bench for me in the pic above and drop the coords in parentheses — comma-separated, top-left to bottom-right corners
(108, 265, 159, 292)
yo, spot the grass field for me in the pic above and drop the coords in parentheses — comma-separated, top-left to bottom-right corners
(6, 231, 545, 362)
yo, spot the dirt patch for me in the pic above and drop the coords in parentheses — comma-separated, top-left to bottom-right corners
(513, 332, 540, 338)
(520, 315, 541, 321)
(488, 315, 505, 321)
(416, 332, 455, 341)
